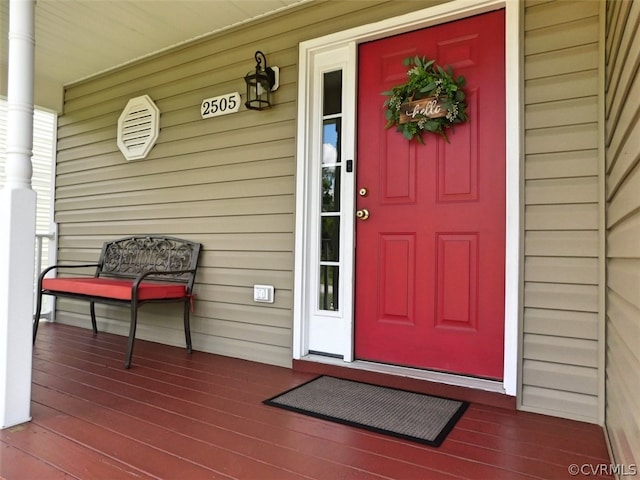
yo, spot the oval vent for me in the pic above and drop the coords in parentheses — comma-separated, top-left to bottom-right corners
(117, 95, 160, 161)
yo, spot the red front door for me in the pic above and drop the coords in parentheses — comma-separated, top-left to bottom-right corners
(354, 10, 506, 379)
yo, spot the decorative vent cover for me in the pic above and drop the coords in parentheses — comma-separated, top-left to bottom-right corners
(117, 95, 160, 160)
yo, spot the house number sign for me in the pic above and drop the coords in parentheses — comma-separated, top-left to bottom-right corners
(201, 92, 241, 119)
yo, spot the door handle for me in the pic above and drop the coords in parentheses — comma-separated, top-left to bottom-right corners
(356, 209, 369, 221)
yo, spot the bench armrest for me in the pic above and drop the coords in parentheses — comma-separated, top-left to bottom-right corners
(37, 263, 100, 286)
(131, 269, 198, 294)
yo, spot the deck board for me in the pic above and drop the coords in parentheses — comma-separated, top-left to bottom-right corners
(1, 323, 613, 480)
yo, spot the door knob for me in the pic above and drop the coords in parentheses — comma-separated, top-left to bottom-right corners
(356, 209, 369, 220)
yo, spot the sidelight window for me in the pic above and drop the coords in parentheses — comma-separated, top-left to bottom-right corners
(318, 70, 343, 311)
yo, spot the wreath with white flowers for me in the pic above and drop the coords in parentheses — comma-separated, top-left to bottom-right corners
(382, 56, 468, 143)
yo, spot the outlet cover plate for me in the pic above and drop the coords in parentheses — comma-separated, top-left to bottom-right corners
(253, 284, 274, 303)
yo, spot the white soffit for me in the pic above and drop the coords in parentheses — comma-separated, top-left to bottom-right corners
(2, 1, 312, 110)
(27, 0, 311, 87)
(117, 95, 160, 161)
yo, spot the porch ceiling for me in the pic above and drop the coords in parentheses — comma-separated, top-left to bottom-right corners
(0, 0, 309, 110)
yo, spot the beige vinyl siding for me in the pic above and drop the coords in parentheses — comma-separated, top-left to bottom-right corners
(521, 0, 603, 423)
(604, 0, 640, 469)
(54, 1, 441, 367)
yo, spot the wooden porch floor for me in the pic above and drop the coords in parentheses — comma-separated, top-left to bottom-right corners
(1, 323, 612, 480)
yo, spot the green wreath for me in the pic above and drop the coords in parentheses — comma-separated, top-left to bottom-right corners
(382, 56, 468, 143)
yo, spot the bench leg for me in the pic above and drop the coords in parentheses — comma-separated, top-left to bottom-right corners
(33, 292, 44, 344)
(89, 302, 98, 334)
(124, 303, 139, 369)
(183, 299, 192, 354)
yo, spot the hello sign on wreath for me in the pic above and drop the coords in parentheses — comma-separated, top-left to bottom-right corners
(383, 56, 468, 144)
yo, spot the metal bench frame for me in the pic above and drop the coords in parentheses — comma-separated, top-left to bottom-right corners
(33, 235, 202, 368)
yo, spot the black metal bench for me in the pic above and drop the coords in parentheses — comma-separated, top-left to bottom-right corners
(33, 236, 202, 368)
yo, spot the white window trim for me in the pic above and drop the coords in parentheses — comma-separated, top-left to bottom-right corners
(293, 0, 521, 396)
(303, 46, 357, 359)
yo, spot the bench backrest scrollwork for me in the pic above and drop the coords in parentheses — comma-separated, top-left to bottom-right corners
(97, 236, 201, 288)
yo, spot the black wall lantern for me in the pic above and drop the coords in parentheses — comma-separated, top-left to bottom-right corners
(244, 51, 279, 110)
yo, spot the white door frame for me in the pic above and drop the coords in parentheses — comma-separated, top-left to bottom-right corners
(293, 0, 522, 396)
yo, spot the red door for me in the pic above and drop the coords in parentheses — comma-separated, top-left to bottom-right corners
(354, 11, 506, 379)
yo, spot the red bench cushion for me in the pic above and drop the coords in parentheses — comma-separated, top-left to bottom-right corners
(42, 277, 187, 301)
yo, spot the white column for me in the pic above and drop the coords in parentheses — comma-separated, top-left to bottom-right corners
(0, 0, 36, 429)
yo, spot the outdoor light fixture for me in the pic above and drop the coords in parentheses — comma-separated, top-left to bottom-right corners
(244, 50, 279, 110)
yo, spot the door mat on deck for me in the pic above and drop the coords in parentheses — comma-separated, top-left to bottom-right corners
(263, 376, 468, 447)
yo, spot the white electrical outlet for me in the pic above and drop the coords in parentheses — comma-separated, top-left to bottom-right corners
(253, 284, 275, 303)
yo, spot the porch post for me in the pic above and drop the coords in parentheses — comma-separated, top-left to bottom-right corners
(0, 0, 36, 429)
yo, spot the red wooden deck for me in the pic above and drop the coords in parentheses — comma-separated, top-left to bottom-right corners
(1, 323, 612, 479)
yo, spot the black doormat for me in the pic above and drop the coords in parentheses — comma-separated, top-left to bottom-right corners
(264, 376, 468, 447)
